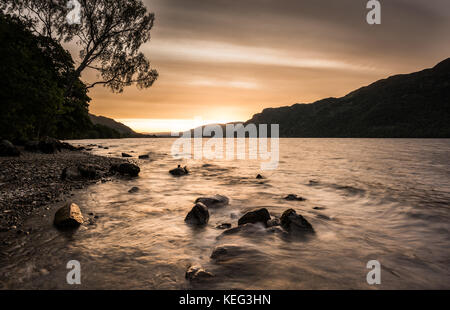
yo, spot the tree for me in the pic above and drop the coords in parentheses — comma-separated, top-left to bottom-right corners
(2, 0, 158, 93)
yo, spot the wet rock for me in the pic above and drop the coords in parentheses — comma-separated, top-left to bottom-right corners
(266, 217, 281, 227)
(170, 165, 189, 176)
(110, 163, 140, 177)
(313, 206, 326, 210)
(210, 244, 260, 262)
(53, 203, 84, 229)
(138, 154, 150, 159)
(280, 209, 314, 233)
(216, 223, 232, 229)
(220, 223, 266, 237)
(284, 194, 306, 201)
(128, 186, 139, 193)
(122, 153, 132, 158)
(0, 140, 20, 157)
(238, 208, 270, 226)
(78, 164, 101, 179)
(195, 195, 229, 209)
(185, 265, 214, 281)
(256, 174, 264, 179)
(185, 202, 209, 226)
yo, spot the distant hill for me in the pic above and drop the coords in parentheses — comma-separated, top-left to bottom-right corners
(89, 114, 137, 136)
(246, 58, 450, 138)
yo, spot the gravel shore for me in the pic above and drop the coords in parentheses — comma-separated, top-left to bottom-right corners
(0, 148, 126, 245)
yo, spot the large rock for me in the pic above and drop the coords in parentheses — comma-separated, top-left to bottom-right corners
(122, 153, 132, 158)
(280, 209, 314, 233)
(237, 208, 270, 226)
(138, 154, 150, 159)
(38, 136, 61, 154)
(195, 195, 229, 209)
(110, 163, 140, 177)
(185, 202, 209, 226)
(54, 203, 84, 229)
(0, 140, 20, 157)
(169, 165, 189, 176)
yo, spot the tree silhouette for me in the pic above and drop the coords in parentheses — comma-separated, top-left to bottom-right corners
(2, 0, 158, 93)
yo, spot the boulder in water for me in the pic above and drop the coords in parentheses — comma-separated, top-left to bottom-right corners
(170, 165, 189, 176)
(110, 163, 140, 177)
(256, 174, 264, 179)
(238, 208, 270, 226)
(0, 140, 20, 157)
(128, 186, 139, 193)
(280, 209, 314, 233)
(284, 194, 306, 201)
(138, 154, 150, 159)
(54, 203, 84, 229)
(195, 195, 229, 208)
(185, 202, 209, 226)
(122, 152, 132, 158)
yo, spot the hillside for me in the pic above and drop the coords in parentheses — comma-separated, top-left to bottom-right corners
(246, 58, 450, 138)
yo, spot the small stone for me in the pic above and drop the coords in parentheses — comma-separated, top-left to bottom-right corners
(128, 186, 139, 193)
(216, 223, 232, 229)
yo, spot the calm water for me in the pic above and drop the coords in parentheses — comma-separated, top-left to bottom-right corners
(1, 138, 449, 289)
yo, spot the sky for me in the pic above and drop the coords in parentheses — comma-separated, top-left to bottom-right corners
(84, 0, 450, 133)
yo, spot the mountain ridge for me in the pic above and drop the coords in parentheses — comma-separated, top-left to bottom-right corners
(246, 58, 450, 138)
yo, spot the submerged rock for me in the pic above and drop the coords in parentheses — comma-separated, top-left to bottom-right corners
(185, 265, 214, 282)
(195, 195, 229, 208)
(313, 206, 326, 210)
(238, 208, 270, 226)
(170, 165, 189, 176)
(110, 163, 140, 177)
(284, 194, 306, 201)
(54, 203, 84, 229)
(185, 202, 209, 226)
(122, 153, 132, 158)
(216, 223, 232, 229)
(0, 140, 20, 157)
(266, 217, 281, 227)
(128, 186, 139, 193)
(280, 209, 314, 233)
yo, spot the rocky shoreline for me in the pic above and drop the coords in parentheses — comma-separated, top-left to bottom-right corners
(0, 144, 131, 248)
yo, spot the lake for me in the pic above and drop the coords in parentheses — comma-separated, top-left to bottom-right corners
(1, 138, 449, 289)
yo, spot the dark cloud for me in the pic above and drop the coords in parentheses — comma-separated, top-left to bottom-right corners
(87, 0, 450, 131)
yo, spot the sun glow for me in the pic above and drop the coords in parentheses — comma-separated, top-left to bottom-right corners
(117, 118, 241, 134)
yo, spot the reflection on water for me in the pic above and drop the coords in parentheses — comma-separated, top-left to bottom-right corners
(1, 139, 449, 289)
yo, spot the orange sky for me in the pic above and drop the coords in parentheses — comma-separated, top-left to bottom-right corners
(78, 0, 450, 133)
